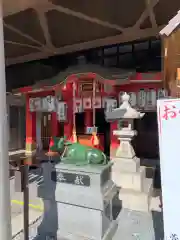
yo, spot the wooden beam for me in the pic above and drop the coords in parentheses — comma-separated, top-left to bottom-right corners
(134, 0, 159, 28)
(48, 2, 124, 32)
(6, 26, 164, 66)
(4, 40, 44, 51)
(35, 8, 55, 51)
(3, 0, 36, 17)
(146, 0, 158, 30)
(4, 23, 45, 46)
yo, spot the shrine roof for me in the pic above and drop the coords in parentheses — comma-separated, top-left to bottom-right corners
(13, 64, 135, 94)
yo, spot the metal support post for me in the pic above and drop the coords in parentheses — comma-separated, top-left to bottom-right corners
(23, 165, 29, 240)
(0, 0, 12, 239)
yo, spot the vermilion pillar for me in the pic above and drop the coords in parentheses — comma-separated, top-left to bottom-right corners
(25, 95, 36, 154)
(64, 99, 73, 139)
(62, 83, 73, 140)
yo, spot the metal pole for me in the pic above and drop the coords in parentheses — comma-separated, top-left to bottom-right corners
(23, 165, 29, 240)
(0, 0, 12, 239)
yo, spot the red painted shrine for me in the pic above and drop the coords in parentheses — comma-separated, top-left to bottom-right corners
(14, 65, 165, 158)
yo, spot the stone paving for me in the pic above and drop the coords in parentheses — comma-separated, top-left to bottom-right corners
(12, 208, 164, 240)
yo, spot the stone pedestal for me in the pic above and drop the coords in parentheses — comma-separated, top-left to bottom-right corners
(38, 162, 118, 240)
(106, 93, 153, 212)
(112, 129, 153, 212)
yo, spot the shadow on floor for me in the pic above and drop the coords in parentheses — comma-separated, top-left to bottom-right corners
(151, 187, 164, 240)
(34, 162, 58, 240)
(112, 190, 122, 220)
(152, 210, 164, 240)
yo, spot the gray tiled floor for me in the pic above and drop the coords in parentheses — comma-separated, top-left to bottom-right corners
(11, 205, 164, 239)
(114, 209, 164, 240)
(13, 208, 163, 240)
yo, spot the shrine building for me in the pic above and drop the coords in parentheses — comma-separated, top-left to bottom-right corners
(13, 63, 166, 160)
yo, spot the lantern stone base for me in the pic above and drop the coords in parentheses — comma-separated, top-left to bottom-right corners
(112, 157, 153, 212)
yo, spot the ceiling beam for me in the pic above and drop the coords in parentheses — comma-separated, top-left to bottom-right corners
(4, 23, 45, 47)
(3, 0, 50, 17)
(48, 2, 124, 32)
(3, 0, 36, 17)
(145, 0, 158, 30)
(6, 26, 164, 66)
(35, 8, 56, 51)
(134, 0, 159, 28)
(4, 40, 44, 51)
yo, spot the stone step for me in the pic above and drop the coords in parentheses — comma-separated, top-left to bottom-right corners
(112, 166, 146, 192)
(119, 178, 153, 212)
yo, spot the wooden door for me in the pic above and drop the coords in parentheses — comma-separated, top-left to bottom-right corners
(41, 113, 51, 150)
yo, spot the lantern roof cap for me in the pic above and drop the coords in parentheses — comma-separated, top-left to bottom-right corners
(106, 92, 145, 121)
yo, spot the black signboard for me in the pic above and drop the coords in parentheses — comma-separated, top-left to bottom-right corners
(51, 171, 90, 187)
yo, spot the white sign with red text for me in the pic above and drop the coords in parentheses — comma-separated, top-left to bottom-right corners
(157, 98, 180, 240)
(74, 98, 83, 113)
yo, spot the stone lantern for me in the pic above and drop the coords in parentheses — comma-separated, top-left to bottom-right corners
(106, 93, 153, 212)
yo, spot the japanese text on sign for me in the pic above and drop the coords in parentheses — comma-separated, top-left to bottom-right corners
(160, 103, 180, 121)
(51, 171, 90, 187)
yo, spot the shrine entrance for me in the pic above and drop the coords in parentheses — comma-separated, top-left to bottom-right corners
(41, 112, 51, 150)
(75, 109, 110, 156)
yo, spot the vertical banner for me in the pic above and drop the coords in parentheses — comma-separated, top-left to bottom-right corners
(157, 98, 180, 240)
(83, 97, 92, 109)
(129, 92, 137, 107)
(29, 98, 35, 112)
(138, 89, 146, 108)
(104, 98, 117, 113)
(46, 96, 56, 112)
(29, 98, 42, 112)
(119, 91, 125, 106)
(146, 88, 157, 109)
(42, 96, 56, 112)
(74, 98, 83, 113)
(57, 102, 67, 122)
(93, 97, 101, 109)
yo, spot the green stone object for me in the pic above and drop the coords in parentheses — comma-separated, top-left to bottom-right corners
(50, 137, 107, 166)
